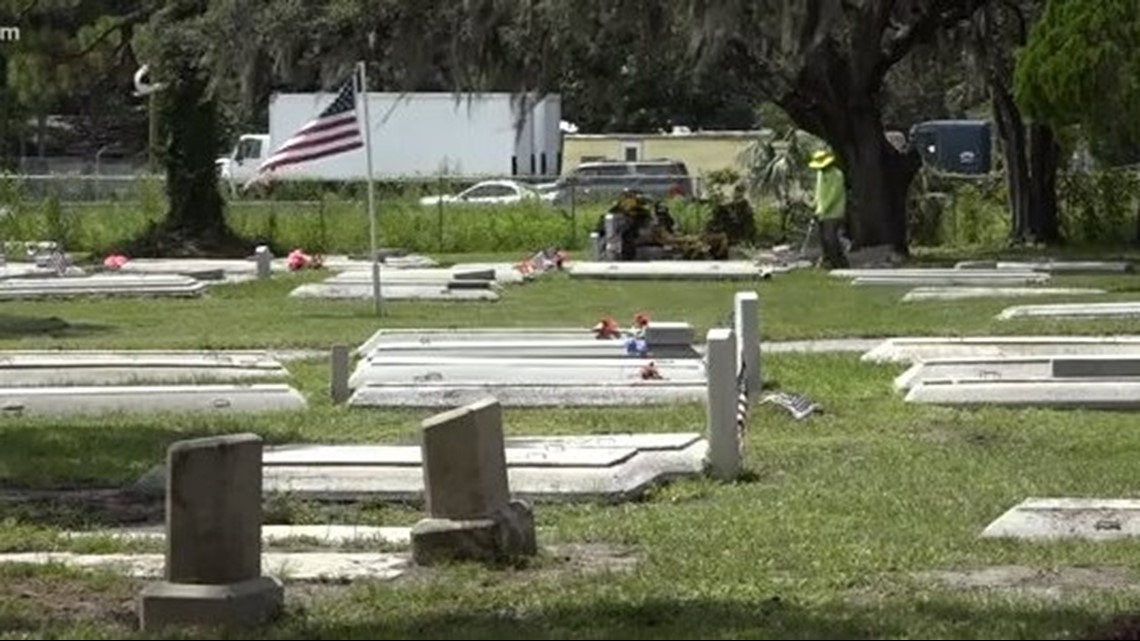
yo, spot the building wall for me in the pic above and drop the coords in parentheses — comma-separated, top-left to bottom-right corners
(562, 132, 764, 179)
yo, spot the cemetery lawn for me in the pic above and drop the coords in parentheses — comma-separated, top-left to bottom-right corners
(2, 257, 1140, 638)
(0, 260, 1138, 350)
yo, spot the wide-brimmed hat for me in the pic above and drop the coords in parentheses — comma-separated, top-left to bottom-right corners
(808, 150, 836, 169)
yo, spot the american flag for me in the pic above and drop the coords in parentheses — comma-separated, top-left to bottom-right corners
(762, 391, 819, 420)
(255, 74, 364, 177)
(736, 362, 750, 437)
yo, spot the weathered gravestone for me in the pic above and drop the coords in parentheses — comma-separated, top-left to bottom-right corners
(137, 433, 283, 631)
(410, 397, 538, 566)
(330, 344, 350, 404)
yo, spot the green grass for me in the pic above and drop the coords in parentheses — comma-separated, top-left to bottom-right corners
(0, 261, 1139, 351)
(3, 260, 1140, 638)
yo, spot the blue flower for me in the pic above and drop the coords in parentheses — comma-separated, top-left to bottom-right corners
(625, 337, 649, 356)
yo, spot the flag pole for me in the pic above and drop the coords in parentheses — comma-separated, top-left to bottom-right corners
(358, 60, 382, 316)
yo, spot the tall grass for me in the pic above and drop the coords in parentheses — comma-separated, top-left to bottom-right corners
(0, 190, 717, 257)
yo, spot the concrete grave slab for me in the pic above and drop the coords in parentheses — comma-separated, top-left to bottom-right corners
(862, 336, 1140, 364)
(365, 338, 700, 359)
(261, 437, 708, 503)
(830, 268, 1040, 278)
(981, 498, 1140, 541)
(0, 551, 410, 582)
(264, 444, 640, 468)
(893, 357, 1052, 391)
(348, 362, 706, 388)
(347, 381, 706, 408)
(901, 287, 1106, 302)
(289, 283, 500, 301)
(853, 274, 1050, 287)
(904, 379, 1140, 410)
(0, 351, 287, 386)
(0, 274, 206, 299)
(998, 302, 1140, 320)
(66, 525, 412, 546)
(356, 324, 696, 355)
(568, 261, 769, 281)
(382, 254, 438, 268)
(325, 268, 497, 284)
(0, 264, 71, 280)
(955, 260, 1134, 274)
(0, 384, 306, 416)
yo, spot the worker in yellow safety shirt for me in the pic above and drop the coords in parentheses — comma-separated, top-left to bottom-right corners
(808, 149, 849, 268)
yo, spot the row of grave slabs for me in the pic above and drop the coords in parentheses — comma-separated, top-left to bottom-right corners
(831, 260, 1140, 541)
(231, 316, 716, 506)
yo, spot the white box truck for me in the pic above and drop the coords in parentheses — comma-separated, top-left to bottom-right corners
(217, 92, 562, 187)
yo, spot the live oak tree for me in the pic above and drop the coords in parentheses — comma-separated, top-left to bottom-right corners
(1, 0, 242, 254)
(0, 0, 141, 164)
(674, 0, 989, 252)
(303, 0, 989, 253)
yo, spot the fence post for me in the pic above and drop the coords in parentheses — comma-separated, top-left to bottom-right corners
(706, 328, 743, 481)
(437, 176, 445, 253)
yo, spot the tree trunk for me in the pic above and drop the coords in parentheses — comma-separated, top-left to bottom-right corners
(839, 109, 918, 253)
(36, 112, 46, 160)
(991, 85, 1031, 243)
(160, 61, 225, 239)
(782, 97, 919, 254)
(1027, 122, 1060, 243)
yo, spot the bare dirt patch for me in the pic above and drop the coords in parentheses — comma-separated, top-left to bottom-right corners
(912, 565, 1140, 598)
(0, 488, 163, 528)
(393, 542, 641, 587)
(0, 570, 139, 633)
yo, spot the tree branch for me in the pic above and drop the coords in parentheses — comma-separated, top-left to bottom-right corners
(65, 9, 148, 64)
(878, 0, 983, 76)
(996, 0, 1027, 44)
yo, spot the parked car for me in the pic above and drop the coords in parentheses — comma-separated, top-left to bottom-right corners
(418, 180, 554, 207)
(546, 160, 695, 206)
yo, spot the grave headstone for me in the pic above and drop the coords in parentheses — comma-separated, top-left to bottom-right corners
(137, 433, 283, 631)
(706, 328, 743, 481)
(410, 398, 537, 566)
(734, 291, 761, 401)
(330, 345, 350, 404)
(603, 214, 618, 261)
(255, 246, 272, 280)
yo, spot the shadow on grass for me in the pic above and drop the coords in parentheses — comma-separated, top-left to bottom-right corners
(0, 314, 113, 340)
(282, 595, 1114, 640)
(0, 420, 306, 527)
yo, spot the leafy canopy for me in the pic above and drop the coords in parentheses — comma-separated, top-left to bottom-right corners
(1014, 0, 1140, 155)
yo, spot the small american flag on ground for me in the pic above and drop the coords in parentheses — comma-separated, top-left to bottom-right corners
(762, 391, 819, 420)
(45, 249, 69, 276)
(255, 74, 363, 178)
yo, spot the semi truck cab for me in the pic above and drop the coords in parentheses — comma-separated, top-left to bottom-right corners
(216, 134, 269, 186)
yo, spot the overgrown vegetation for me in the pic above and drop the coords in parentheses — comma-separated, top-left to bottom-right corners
(3, 168, 1137, 258)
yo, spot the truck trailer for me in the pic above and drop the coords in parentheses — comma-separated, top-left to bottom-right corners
(217, 91, 562, 187)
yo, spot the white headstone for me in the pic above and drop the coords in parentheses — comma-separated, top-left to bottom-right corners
(705, 328, 742, 481)
(734, 291, 760, 402)
(254, 246, 272, 281)
(603, 214, 618, 261)
(330, 345, 350, 404)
